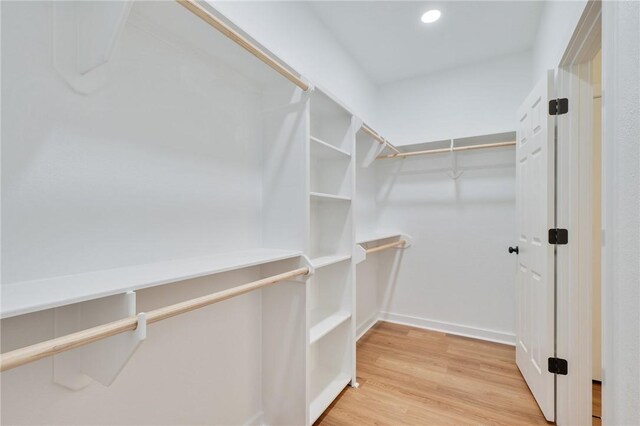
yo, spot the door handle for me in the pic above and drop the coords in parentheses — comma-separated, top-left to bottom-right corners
(508, 246, 519, 255)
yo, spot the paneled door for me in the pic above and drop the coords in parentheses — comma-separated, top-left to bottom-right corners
(514, 70, 556, 421)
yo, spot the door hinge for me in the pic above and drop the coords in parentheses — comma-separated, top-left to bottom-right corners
(548, 228, 569, 245)
(548, 357, 568, 375)
(549, 98, 569, 115)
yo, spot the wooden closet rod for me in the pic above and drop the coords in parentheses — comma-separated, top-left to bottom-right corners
(361, 124, 401, 154)
(177, 0, 310, 92)
(377, 140, 516, 159)
(385, 141, 401, 154)
(0, 267, 309, 373)
(366, 240, 406, 254)
(361, 124, 385, 145)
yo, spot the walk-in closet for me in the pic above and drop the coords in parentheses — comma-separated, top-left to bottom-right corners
(1, 1, 639, 426)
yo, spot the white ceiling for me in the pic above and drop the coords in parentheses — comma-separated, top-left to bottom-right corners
(307, 1, 544, 85)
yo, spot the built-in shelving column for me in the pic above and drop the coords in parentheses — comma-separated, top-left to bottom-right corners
(306, 89, 356, 425)
(260, 82, 311, 426)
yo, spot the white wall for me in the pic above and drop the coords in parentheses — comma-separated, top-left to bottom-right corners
(532, 0, 588, 79)
(354, 135, 384, 337)
(211, 0, 378, 126)
(374, 146, 517, 344)
(0, 2, 298, 424)
(361, 52, 529, 344)
(376, 50, 532, 145)
(601, 1, 640, 424)
(1, 269, 264, 425)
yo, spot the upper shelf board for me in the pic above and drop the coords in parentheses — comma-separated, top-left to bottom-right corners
(356, 232, 403, 245)
(310, 87, 353, 119)
(310, 254, 352, 269)
(310, 192, 352, 202)
(311, 136, 351, 159)
(393, 131, 517, 154)
(1, 248, 302, 319)
(130, 1, 291, 89)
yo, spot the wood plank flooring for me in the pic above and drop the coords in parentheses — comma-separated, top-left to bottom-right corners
(315, 322, 550, 425)
(592, 381, 602, 425)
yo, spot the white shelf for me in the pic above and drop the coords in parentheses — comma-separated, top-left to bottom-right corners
(310, 310, 351, 344)
(310, 136, 351, 159)
(1, 248, 303, 319)
(310, 192, 351, 202)
(309, 368, 351, 424)
(310, 254, 351, 269)
(356, 232, 403, 245)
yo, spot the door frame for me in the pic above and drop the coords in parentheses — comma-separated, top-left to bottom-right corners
(554, 2, 601, 425)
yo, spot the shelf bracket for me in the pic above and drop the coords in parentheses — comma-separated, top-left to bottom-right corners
(447, 139, 464, 180)
(355, 116, 390, 167)
(304, 81, 316, 94)
(295, 255, 315, 281)
(53, 291, 146, 390)
(52, 1, 133, 94)
(355, 234, 412, 264)
(353, 244, 367, 265)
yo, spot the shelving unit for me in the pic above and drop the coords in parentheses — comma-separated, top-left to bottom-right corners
(309, 367, 351, 424)
(309, 261, 352, 341)
(310, 138, 352, 197)
(309, 320, 353, 424)
(310, 310, 351, 344)
(310, 196, 352, 259)
(306, 88, 357, 424)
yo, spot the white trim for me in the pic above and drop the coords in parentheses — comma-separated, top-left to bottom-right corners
(555, 3, 602, 426)
(556, 61, 596, 426)
(243, 411, 263, 426)
(378, 312, 515, 346)
(356, 312, 379, 341)
(601, 2, 640, 424)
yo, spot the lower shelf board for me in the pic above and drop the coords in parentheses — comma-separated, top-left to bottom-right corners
(310, 310, 351, 344)
(309, 369, 351, 424)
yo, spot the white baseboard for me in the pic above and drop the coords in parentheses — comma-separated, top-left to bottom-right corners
(378, 311, 515, 346)
(356, 312, 379, 341)
(243, 411, 263, 426)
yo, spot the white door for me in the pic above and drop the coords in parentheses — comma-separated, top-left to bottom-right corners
(515, 70, 556, 421)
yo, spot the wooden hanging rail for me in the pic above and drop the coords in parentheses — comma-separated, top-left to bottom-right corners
(366, 239, 406, 254)
(378, 140, 516, 159)
(177, 0, 309, 91)
(384, 141, 401, 154)
(0, 267, 309, 373)
(361, 124, 385, 145)
(361, 123, 401, 154)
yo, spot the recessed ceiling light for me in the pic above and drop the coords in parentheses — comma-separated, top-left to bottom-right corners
(421, 9, 441, 24)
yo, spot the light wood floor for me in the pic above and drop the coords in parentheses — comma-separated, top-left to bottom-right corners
(316, 322, 550, 425)
(593, 381, 602, 425)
